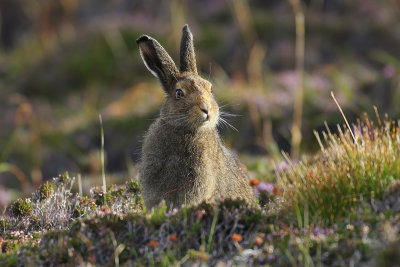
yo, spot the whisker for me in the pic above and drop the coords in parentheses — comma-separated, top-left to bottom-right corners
(208, 62, 212, 81)
(218, 103, 232, 109)
(219, 103, 241, 111)
(217, 118, 227, 130)
(220, 111, 242, 117)
(218, 117, 239, 132)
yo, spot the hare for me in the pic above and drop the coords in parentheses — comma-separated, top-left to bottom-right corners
(137, 25, 255, 209)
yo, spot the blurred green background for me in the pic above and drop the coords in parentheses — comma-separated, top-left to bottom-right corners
(0, 0, 399, 205)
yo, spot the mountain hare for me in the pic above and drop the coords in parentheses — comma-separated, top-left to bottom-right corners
(137, 25, 255, 209)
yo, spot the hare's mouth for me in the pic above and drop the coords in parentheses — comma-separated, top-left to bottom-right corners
(200, 111, 214, 124)
(198, 112, 219, 129)
(199, 106, 209, 120)
(201, 112, 209, 121)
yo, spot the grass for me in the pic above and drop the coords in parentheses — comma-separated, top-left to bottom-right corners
(0, 114, 399, 266)
(278, 113, 400, 223)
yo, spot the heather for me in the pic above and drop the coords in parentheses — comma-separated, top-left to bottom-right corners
(1, 116, 400, 266)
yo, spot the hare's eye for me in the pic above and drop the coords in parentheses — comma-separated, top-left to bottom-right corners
(175, 89, 184, 99)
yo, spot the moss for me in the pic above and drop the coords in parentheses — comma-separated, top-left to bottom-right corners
(38, 181, 54, 201)
(59, 171, 72, 185)
(126, 179, 142, 194)
(70, 238, 83, 252)
(10, 198, 33, 217)
(376, 239, 400, 267)
(0, 253, 18, 267)
(2, 240, 17, 253)
(32, 232, 40, 240)
(72, 208, 86, 218)
(150, 204, 167, 227)
(28, 215, 41, 229)
(73, 196, 97, 218)
(242, 208, 263, 225)
(77, 196, 97, 210)
(90, 183, 143, 211)
(0, 218, 9, 229)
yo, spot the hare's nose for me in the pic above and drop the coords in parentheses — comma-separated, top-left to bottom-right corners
(199, 105, 209, 118)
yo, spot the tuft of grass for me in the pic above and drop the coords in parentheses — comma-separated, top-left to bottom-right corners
(279, 114, 400, 222)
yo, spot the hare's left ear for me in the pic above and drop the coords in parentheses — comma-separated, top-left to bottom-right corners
(136, 35, 179, 92)
(180, 24, 197, 74)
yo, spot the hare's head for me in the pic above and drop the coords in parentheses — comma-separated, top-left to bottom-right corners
(137, 25, 219, 130)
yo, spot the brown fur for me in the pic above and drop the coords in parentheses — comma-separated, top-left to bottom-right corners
(137, 25, 255, 209)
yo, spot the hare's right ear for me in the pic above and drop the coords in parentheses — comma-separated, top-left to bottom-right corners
(136, 35, 179, 92)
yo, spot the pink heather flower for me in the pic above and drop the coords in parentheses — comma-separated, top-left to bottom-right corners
(258, 182, 274, 193)
(277, 71, 299, 90)
(383, 65, 396, 79)
(268, 254, 275, 260)
(275, 161, 290, 173)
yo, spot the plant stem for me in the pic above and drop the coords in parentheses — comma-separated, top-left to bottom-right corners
(289, 0, 305, 160)
(99, 114, 107, 206)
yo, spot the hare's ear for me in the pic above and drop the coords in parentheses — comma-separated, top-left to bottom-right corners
(180, 25, 197, 74)
(137, 35, 179, 92)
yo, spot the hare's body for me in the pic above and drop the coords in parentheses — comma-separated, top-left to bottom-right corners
(141, 120, 253, 208)
(137, 25, 254, 209)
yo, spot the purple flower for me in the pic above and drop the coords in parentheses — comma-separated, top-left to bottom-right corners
(258, 257, 265, 263)
(275, 161, 290, 173)
(268, 254, 275, 260)
(258, 182, 274, 193)
(277, 71, 300, 90)
(383, 65, 396, 79)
